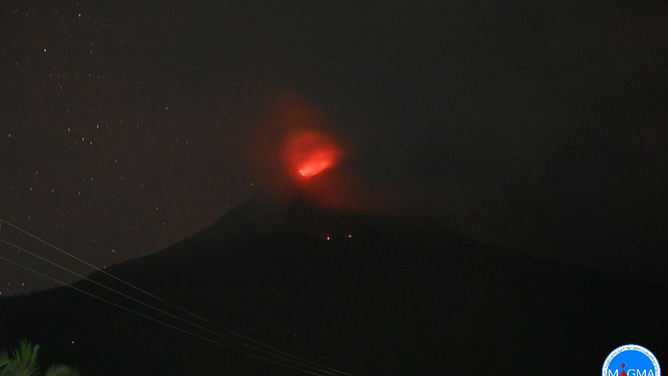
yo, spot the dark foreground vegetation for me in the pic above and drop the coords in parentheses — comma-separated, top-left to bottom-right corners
(0, 339, 79, 376)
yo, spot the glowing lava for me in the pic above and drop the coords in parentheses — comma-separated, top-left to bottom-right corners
(298, 150, 333, 177)
(284, 130, 341, 179)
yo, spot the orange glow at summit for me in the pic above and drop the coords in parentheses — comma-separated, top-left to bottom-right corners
(284, 130, 342, 180)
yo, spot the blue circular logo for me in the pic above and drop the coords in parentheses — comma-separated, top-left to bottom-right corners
(602, 344, 661, 376)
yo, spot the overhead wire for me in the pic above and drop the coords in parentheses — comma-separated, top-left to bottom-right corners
(0, 218, 349, 375)
(0, 253, 331, 376)
(0, 218, 352, 376)
(0, 239, 344, 376)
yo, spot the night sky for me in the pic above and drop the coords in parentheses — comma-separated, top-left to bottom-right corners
(1, 0, 667, 296)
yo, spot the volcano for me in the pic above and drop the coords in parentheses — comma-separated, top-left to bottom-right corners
(1, 196, 666, 375)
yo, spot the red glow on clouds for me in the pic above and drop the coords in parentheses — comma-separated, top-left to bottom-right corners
(246, 92, 398, 213)
(248, 92, 356, 208)
(284, 130, 341, 180)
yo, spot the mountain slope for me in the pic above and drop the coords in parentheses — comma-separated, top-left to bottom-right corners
(1, 196, 666, 375)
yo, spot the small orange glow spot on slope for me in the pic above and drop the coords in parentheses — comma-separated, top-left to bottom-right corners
(347, 234, 352, 238)
(285, 131, 341, 179)
(326, 236, 331, 241)
(71, 340, 75, 345)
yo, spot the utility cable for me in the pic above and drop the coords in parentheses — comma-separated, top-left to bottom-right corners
(0, 218, 351, 376)
(0, 253, 333, 376)
(0, 239, 342, 376)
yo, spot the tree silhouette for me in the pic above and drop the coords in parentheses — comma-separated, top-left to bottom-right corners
(0, 339, 79, 376)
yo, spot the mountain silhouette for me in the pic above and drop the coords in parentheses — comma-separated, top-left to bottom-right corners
(1, 195, 666, 375)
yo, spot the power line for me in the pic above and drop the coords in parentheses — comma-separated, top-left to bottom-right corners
(0, 239, 343, 376)
(0, 253, 335, 376)
(0, 218, 351, 376)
